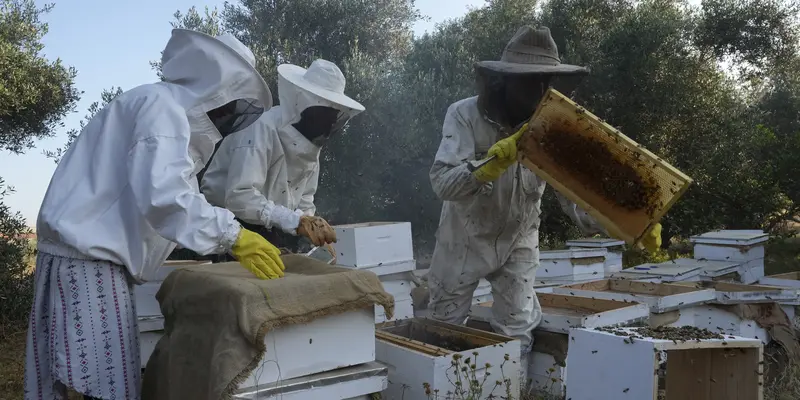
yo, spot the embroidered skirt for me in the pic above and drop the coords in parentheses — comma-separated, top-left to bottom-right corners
(24, 252, 141, 399)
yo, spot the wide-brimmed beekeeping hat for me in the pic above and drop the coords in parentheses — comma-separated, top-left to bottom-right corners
(476, 26, 589, 75)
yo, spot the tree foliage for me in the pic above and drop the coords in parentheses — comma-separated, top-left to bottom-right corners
(45, 87, 123, 163)
(59, 0, 800, 258)
(0, 179, 33, 329)
(0, 0, 80, 154)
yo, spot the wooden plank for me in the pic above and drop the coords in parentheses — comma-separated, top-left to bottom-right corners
(518, 88, 692, 245)
(375, 330, 451, 357)
(666, 347, 762, 400)
(537, 292, 642, 313)
(555, 280, 714, 313)
(472, 295, 649, 334)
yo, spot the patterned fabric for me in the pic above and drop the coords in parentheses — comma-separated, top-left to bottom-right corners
(24, 252, 141, 400)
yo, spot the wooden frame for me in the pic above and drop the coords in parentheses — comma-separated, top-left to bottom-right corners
(518, 88, 693, 245)
(470, 293, 650, 333)
(553, 279, 715, 313)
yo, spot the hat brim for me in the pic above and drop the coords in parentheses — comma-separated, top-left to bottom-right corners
(476, 60, 590, 76)
(277, 64, 365, 112)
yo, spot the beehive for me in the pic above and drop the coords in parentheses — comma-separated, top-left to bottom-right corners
(518, 88, 693, 245)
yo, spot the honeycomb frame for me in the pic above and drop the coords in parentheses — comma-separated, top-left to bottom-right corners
(518, 88, 693, 245)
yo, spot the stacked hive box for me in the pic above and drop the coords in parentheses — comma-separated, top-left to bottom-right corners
(134, 260, 389, 398)
(538, 248, 607, 284)
(566, 238, 626, 275)
(690, 230, 768, 284)
(134, 260, 212, 365)
(332, 222, 416, 323)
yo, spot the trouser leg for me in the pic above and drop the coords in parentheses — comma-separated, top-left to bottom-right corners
(427, 276, 480, 326)
(486, 258, 541, 389)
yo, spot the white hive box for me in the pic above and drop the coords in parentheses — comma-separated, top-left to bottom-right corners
(140, 307, 378, 387)
(233, 362, 388, 400)
(134, 260, 212, 317)
(527, 351, 567, 397)
(615, 262, 702, 282)
(654, 305, 770, 344)
(345, 259, 416, 277)
(566, 327, 763, 400)
(376, 273, 415, 323)
(238, 307, 377, 388)
(538, 249, 607, 281)
(663, 258, 743, 282)
(553, 279, 715, 313)
(471, 293, 649, 334)
(691, 230, 768, 284)
(759, 271, 800, 289)
(672, 281, 799, 305)
(567, 238, 626, 274)
(333, 222, 414, 268)
(376, 318, 521, 400)
(138, 316, 164, 365)
(609, 271, 664, 283)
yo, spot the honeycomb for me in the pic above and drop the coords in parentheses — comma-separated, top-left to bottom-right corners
(518, 88, 693, 245)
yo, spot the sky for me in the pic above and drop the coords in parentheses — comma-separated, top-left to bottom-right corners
(0, 0, 484, 225)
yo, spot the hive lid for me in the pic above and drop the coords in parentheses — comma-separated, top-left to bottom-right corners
(660, 258, 741, 277)
(689, 230, 769, 246)
(622, 263, 701, 278)
(540, 248, 608, 260)
(566, 238, 626, 248)
(518, 88, 693, 246)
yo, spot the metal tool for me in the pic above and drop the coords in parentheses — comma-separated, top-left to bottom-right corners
(306, 245, 336, 264)
(467, 154, 497, 171)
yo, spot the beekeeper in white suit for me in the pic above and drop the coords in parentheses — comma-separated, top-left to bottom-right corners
(25, 29, 282, 400)
(427, 26, 662, 382)
(202, 59, 364, 253)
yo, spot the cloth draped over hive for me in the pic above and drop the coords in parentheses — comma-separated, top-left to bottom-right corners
(141, 254, 395, 400)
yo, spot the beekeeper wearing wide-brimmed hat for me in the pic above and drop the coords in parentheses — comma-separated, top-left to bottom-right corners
(27, 29, 278, 400)
(427, 26, 662, 382)
(202, 59, 364, 252)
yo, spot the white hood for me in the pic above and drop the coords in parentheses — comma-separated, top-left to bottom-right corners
(160, 29, 273, 170)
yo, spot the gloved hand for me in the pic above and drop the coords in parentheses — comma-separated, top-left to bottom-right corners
(639, 223, 663, 253)
(472, 123, 528, 182)
(297, 216, 338, 247)
(230, 228, 285, 279)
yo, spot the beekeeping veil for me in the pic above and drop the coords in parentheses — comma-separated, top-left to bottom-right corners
(277, 59, 365, 147)
(476, 26, 589, 133)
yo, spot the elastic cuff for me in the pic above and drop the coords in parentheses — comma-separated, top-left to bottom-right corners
(271, 205, 301, 234)
(221, 221, 241, 253)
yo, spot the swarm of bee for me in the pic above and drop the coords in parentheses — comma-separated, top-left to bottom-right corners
(537, 128, 659, 215)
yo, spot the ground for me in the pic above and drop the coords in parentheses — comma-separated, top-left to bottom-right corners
(1, 239, 799, 399)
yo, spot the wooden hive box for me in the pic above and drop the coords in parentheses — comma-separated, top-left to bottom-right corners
(552, 279, 715, 313)
(566, 327, 763, 400)
(518, 88, 693, 245)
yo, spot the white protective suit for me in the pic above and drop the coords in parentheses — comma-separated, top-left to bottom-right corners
(35, 30, 273, 283)
(201, 60, 364, 235)
(427, 96, 603, 353)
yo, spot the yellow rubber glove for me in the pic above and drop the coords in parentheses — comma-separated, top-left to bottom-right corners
(473, 123, 528, 182)
(639, 223, 663, 253)
(230, 228, 285, 279)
